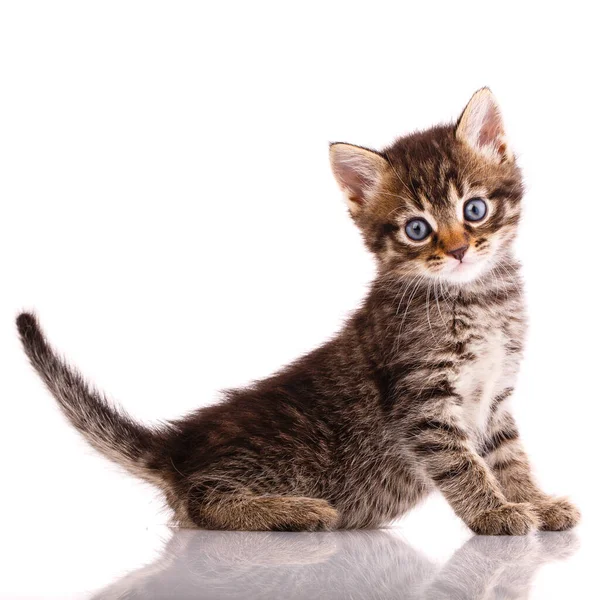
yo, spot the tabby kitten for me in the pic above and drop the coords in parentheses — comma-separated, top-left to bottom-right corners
(17, 89, 580, 535)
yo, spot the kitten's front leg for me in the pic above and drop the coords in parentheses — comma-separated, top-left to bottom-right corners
(407, 392, 539, 535)
(482, 410, 580, 532)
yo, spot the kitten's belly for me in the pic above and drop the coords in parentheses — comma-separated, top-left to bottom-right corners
(453, 328, 517, 435)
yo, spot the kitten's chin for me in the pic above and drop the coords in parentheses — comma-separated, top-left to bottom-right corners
(438, 258, 491, 285)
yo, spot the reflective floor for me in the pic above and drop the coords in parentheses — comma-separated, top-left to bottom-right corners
(90, 529, 578, 600)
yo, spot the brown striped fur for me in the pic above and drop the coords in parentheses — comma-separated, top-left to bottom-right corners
(16, 89, 579, 534)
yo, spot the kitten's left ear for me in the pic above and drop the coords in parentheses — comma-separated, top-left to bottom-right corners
(456, 88, 513, 163)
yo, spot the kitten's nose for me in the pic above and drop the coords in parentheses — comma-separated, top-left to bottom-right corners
(446, 245, 468, 262)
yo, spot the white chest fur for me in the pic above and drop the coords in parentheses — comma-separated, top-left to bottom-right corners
(453, 328, 514, 435)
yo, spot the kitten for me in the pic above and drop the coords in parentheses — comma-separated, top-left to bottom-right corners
(17, 89, 580, 534)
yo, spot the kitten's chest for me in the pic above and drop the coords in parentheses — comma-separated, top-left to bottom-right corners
(453, 327, 515, 433)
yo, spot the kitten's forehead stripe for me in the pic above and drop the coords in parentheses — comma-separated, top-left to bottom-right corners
(386, 128, 469, 212)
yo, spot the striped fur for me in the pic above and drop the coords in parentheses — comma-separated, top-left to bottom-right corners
(16, 89, 579, 534)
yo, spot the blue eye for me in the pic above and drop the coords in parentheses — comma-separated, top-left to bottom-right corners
(405, 218, 432, 241)
(464, 198, 488, 222)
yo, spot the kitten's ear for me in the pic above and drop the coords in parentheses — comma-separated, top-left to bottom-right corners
(329, 143, 388, 214)
(456, 88, 513, 163)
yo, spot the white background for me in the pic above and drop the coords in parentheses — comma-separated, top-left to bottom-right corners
(1, 1, 598, 598)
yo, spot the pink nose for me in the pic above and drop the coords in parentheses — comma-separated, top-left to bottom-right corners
(446, 245, 468, 262)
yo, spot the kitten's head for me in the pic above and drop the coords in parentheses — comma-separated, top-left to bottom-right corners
(330, 89, 523, 284)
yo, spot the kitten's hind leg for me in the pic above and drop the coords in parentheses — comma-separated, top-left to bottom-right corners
(187, 493, 340, 531)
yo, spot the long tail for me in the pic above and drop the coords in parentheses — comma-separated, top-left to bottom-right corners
(16, 312, 169, 484)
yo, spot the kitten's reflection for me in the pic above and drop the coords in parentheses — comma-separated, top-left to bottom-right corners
(93, 528, 577, 600)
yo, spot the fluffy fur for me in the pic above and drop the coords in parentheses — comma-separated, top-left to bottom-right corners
(17, 89, 579, 534)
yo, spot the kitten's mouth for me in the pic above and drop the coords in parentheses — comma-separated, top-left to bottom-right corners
(452, 258, 473, 269)
(443, 256, 488, 283)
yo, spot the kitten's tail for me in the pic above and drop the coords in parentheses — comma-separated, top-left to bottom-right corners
(16, 312, 169, 485)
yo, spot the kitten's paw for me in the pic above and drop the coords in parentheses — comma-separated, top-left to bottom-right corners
(297, 498, 340, 531)
(273, 498, 340, 532)
(469, 502, 540, 536)
(533, 497, 580, 531)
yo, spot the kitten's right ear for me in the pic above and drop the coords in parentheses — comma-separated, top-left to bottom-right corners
(329, 143, 388, 215)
